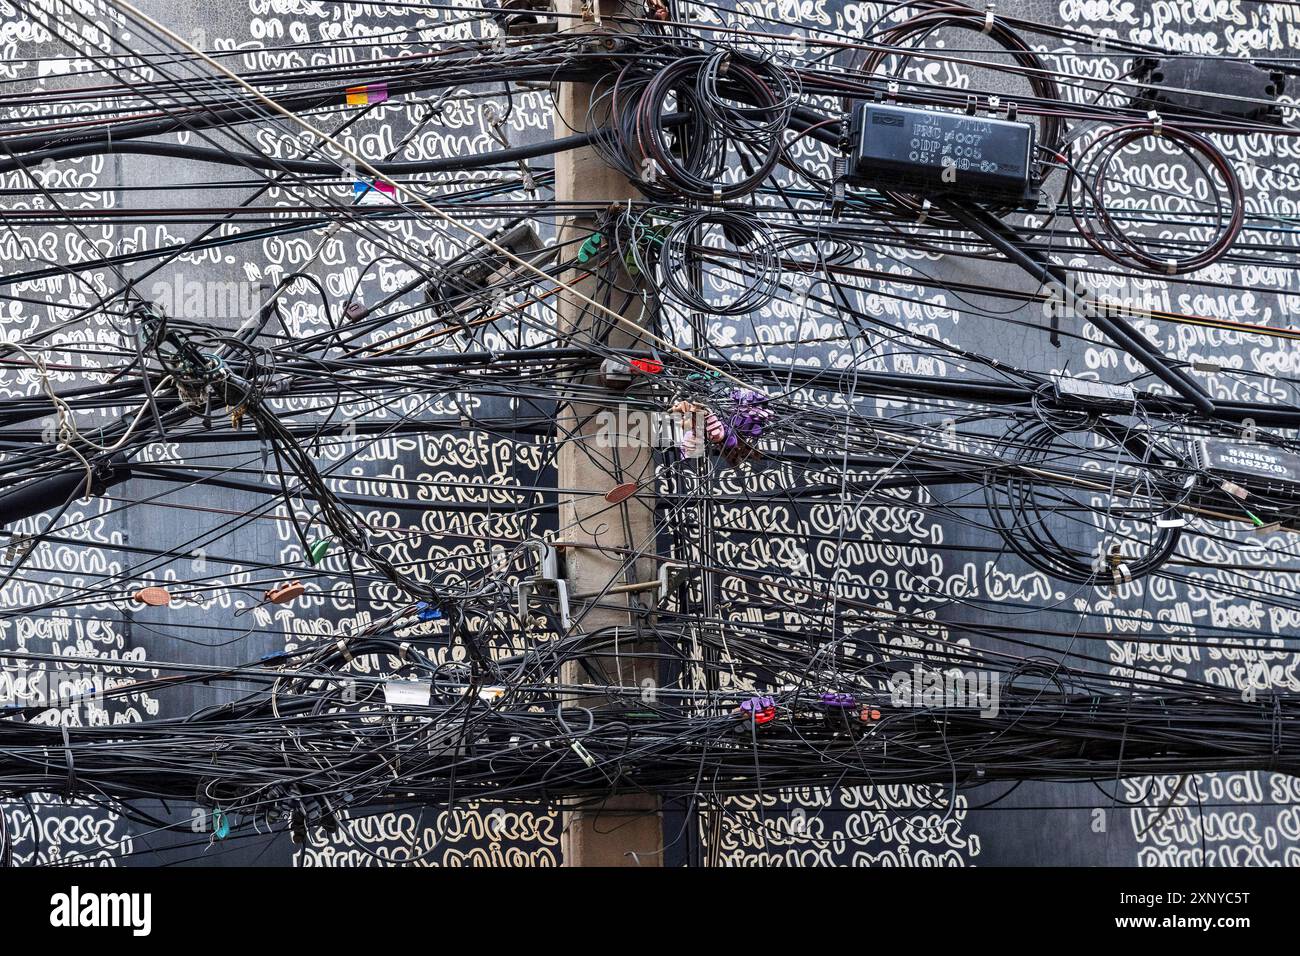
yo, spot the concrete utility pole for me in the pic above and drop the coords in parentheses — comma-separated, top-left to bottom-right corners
(552, 0, 665, 866)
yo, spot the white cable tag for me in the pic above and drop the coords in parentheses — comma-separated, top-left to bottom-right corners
(384, 680, 432, 707)
(1221, 480, 1249, 500)
(353, 179, 397, 206)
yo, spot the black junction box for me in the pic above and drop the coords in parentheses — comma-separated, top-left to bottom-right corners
(1193, 438, 1300, 501)
(1133, 57, 1286, 125)
(846, 102, 1037, 207)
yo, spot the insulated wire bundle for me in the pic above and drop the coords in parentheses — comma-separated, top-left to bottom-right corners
(1, 0, 1300, 864)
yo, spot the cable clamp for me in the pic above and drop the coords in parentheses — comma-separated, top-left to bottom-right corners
(397, 641, 411, 662)
(916, 198, 931, 225)
(1147, 110, 1163, 135)
(736, 696, 777, 725)
(336, 638, 353, 663)
(265, 580, 305, 605)
(569, 739, 596, 767)
(657, 560, 688, 605)
(5, 533, 35, 564)
(887, 79, 899, 101)
(983, 2, 996, 33)
(517, 539, 570, 631)
(1165, 259, 1177, 275)
(831, 164, 846, 220)
(414, 601, 443, 622)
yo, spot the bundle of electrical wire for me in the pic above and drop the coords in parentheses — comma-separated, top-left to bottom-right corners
(589, 47, 798, 202)
(982, 415, 1185, 585)
(5, 0, 1300, 869)
(1063, 122, 1246, 275)
(1, 660, 1296, 826)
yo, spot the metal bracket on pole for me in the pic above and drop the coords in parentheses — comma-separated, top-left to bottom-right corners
(517, 539, 571, 631)
(657, 560, 687, 606)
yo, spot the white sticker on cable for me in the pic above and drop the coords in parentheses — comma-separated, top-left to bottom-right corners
(384, 680, 432, 707)
(1222, 480, 1249, 500)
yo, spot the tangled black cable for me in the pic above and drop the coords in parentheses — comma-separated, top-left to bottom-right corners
(983, 416, 1183, 585)
(9, 0, 1300, 870)
(1064, 121, 1246, 275)
(590, 48, 797, 202)
(649, 208, 783, 316)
